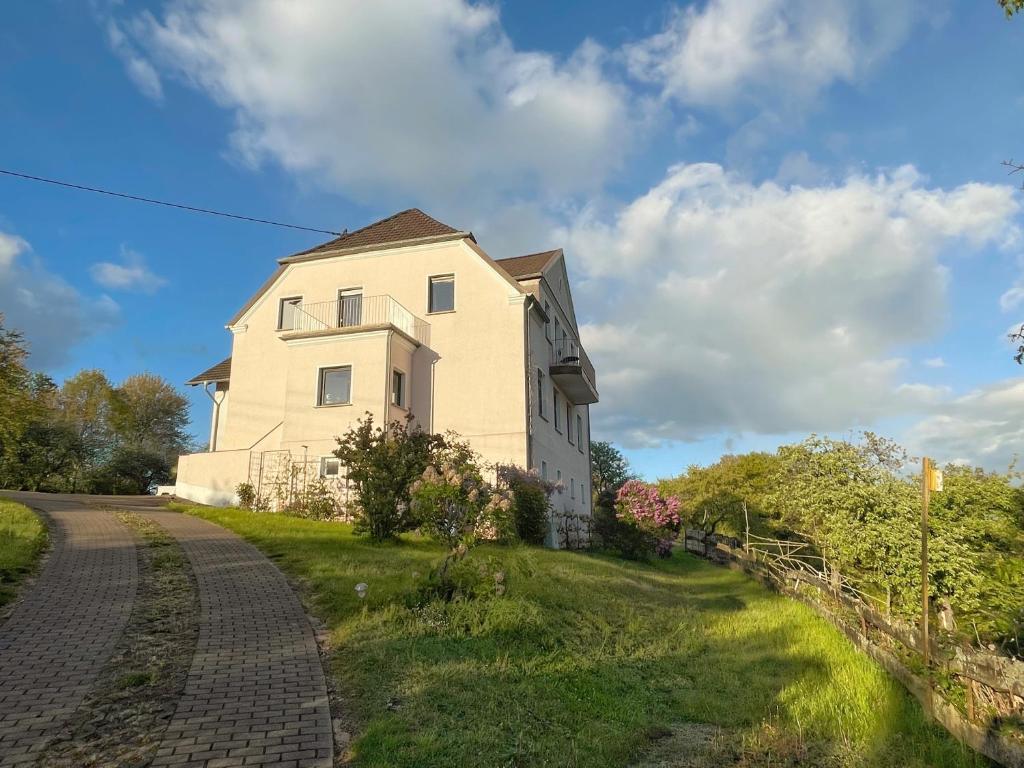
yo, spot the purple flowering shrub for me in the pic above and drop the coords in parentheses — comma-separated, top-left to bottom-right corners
(614, 480, 682, 559)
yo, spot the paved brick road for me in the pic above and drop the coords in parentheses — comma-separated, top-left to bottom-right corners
(141, 510, 333, 768)
(0, 493, 138, 766)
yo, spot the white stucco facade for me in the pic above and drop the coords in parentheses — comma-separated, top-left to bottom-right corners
(175, 210, 598, 538)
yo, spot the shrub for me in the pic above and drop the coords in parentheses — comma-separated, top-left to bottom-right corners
(236, 481, 257, 510)
(333, 413, 445, 541)
(609, 480, 682, 559)
(498, 465, 552, 546)
(593, 497, 659, 560)
(287, 478, 338, 520)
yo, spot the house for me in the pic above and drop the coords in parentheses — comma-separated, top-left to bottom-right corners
(176, 209, 598, 542)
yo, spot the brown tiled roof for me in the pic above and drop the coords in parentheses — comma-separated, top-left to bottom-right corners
(187, 357, 231, 386)
(286, 208, 465, 259)
(495, 249, 561, 280)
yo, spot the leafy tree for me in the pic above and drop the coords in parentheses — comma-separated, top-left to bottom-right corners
(1000, 0, 1024, 16)
(57, 369, 115, 491)
(109, 373, 191, 463)
(333, 413, 445, 540)
(0, 315, 35, 461)
(591, 440, 633, 496)
(94, 445, 172, 494)
(498, 465, 553, 545)
(662, 452, 779, 537)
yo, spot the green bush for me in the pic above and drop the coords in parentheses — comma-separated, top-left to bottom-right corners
(333, 413, 444, 540)
(498, 465, 552, 546)
(592, 490, 659, 560)
(236, 481, 257, 509)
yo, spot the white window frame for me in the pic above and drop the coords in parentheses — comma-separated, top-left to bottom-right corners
(427, 274, 456, 314)
(320, 456, 341, 478)
(316, 365, 353, 407)
(278, 295, 303, 331)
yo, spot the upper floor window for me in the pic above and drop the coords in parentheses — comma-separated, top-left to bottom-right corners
(392, 369, 406, 408)
(567, 403, 574, 444)
(541, 460, 548, 481)
(577, 413, 584, 451)
(544, 301, 551, 340)
(318, 365, 352, 406)
(278, 296, 302, 330)
(338, 288, 363, 327)
(428, 275, 455, 313)
(553, 390, 562, 431)
(570, 478, 575, 499)
(537, 369, 546, 418)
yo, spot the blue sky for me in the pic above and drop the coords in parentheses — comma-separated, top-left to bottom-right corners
(2, 0, 1024, 479)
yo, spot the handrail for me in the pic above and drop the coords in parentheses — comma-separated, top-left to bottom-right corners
(551, 334, 597, 390)
(285, 294, 430, 345)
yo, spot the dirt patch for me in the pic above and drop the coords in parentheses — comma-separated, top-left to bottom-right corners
(631, 721, 841, 768)
(36, 511, 199, 767)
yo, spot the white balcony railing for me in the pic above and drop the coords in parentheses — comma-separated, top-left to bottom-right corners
(287, 294, 430, 345)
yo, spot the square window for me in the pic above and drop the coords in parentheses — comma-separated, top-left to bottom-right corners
(320, 457, 341, 477)
(392, 369, 405, 407)
(428, 275, 455, 313)
(278, 296, 302, 330)
(318, 366, 352, 406)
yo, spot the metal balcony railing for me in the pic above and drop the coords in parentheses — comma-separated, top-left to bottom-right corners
(286, 294, 430, 345)
(551, 334, 597, 391)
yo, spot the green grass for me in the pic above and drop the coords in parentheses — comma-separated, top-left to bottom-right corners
(0, 499, 47, 609)
(186, 506, 985, 768)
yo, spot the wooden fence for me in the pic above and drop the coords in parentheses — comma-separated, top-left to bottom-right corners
(682, 528, 1024, 767)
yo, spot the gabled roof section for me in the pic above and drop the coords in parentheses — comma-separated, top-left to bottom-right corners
(187, 357, 231, 386)
(284, 208, 468, 261)
(494, 249, 561, 280)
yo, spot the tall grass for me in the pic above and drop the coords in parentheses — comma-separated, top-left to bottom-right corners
(188, 506, 985, 768)
(0, 499, 47, 609)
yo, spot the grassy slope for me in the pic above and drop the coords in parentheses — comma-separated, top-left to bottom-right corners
(0, 499, 47, 609)
(188, 507, 984, 768)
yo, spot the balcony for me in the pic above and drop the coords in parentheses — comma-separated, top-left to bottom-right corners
(281, 294, 430, 346)
(550, 335, 598, 404)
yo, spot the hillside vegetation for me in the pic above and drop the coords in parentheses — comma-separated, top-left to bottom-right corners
(186, 506, 983, 768)
(0, 498, 46, 608)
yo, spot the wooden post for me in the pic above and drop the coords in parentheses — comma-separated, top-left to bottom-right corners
(921, 456, 931, 672)
(743, 500, 750, 555)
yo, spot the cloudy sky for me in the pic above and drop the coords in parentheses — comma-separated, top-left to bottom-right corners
(2, 0, 1023, 478)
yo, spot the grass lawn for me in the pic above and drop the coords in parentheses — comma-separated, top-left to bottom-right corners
(0, 498, 47, 609)
(186, 506, 985, 768)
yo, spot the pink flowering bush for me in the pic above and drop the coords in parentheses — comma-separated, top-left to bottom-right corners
(614, 480, 682, 559)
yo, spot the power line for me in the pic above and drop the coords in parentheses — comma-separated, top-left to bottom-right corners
(0, 168, 342, 236)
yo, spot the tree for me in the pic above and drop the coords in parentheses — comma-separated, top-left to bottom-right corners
(333, 413, 445, 540)
(57, 370, 115, 491)
(662, 452, 779, 537)
(591, 441, 633, 497)
(0, 315, 35, 461)
(95, 445, 172, 495)
(109, 373, 191, 463)
(1000, 0, 1024, 16)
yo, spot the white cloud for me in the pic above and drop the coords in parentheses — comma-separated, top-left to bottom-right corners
(559, 164, 1020, 446)
(106, 18, 164, 101)
(903, 379, 1024, 471)
(90, 246, 167, 293)
(0, 230, 120, 368)
(119, 0, 635, 202)
(624, 0, 920, 110)
(923, 357, 946, 368)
